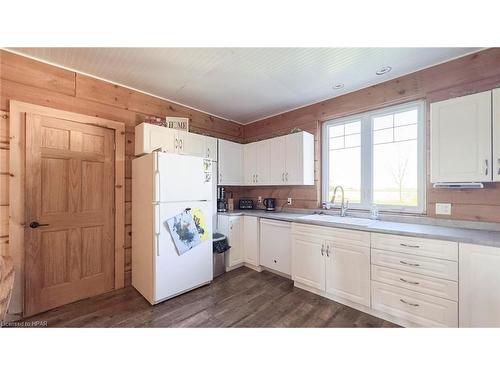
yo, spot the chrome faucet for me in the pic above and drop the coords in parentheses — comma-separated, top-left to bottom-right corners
(331, 185, 349, 217)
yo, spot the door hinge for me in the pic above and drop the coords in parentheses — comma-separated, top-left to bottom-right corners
(113, 142, 116, 150)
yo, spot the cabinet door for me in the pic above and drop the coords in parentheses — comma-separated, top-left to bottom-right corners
(226, 217, 243, 267)
(493, 88, 500, 182)
(430, 91, 492, 182)
(218, 140, 243, 185)
(291, 233, 325, 290)
(269, 136, 286, 185)
(256, 140, 271, 185)
(325, 242, 370, 307)
(135, 123, 177, 155)
(459, 243, 500, 327)
(259, 219, 291, 275)
(243, 216, 259, 266)
(205, 136, 218, 161)
(243, 143, 257, 185)
(178, 132, 206, 158)
(284, 132, 304, 184)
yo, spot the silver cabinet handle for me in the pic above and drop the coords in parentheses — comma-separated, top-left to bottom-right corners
(285, 172, 288, 181)
(497, 158, 500, 175)
(485, 159, 489, 176)
(400, 243, 420, 249)
(256, 174, 258, 183)
(400, 277, 420, 285)
(400, 260, 420, 267)
(175, 138, 178, 149)
(400, 298, 419, 307)
(281, 172, 284, 182)
(179, 139, 183, 150)
(320, 243, 325, 256)
(326, 244, 330, 257)
(207, 147, 210, 158)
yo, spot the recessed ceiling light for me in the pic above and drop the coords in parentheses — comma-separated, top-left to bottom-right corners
(376, 66, 392, 75)
(332, 83, 344, 89)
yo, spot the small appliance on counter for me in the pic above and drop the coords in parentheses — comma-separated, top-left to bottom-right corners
(238, 198, 254, 210)
(263, 198, 276, 211)
(217, 186, 227, 212)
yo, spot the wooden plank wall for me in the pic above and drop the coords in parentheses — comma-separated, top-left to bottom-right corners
(241, 48, 500, 222)
(0, 50, 244, 286)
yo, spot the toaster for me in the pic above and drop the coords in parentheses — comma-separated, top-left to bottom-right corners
(238, 199, 254, 210)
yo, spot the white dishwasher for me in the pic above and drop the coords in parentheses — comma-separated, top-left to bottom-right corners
(259, 219, 291, 275)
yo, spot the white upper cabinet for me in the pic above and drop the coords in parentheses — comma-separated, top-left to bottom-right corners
(243, 140, 271, 185)
(178, 131, 206, 158)
(135, 123, 218, 160)
(218, 139, 244, 185)
(285, 131, 314, 185)
(493, 88, 500, 182)
(269, 136, 287, 184)
(459, 243, 500, 327)
(205, 136, 218, 162)
(431, 91, 492, 182)
(247, 134, 314, 186)
(135, 123, 176, 155)
(243, 142, 258, 184)
(256, 139, 271, 184)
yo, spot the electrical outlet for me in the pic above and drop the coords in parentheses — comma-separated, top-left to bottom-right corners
(435, 203, 452, 215)
(287, 198, 292, 205)
(258, 196, 262, 203)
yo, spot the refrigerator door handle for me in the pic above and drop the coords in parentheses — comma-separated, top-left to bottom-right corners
(155, 234, 160, 257)
(154, 171, 160, 202)
(154, 204, 161, 256)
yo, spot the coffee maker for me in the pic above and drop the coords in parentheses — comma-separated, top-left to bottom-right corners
(263, 198, 276, 211)
(217, 187, 228, 212)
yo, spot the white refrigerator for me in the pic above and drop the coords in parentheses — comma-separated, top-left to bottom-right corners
(132, 152, 213, 305)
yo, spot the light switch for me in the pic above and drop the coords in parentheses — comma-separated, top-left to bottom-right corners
(435, 203, 452, 215)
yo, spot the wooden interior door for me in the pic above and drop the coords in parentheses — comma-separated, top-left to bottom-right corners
(24, 113, 115, 317)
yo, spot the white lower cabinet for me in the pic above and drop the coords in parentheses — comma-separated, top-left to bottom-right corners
(260, 219, 291, 275)
(325, 242, 371, 307)
(217, 215, 260, 270)
(217, 215, 243, 268)
(372, 281, 458, 327)
(459, 243, 500, 327)
(243, 216, 260, 267)
(291, 223, 371, 307)
(371, 233, 458, 327)
(291, 232, 325, 290)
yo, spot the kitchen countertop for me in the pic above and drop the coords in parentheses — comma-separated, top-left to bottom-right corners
(218, 210, 500, 248)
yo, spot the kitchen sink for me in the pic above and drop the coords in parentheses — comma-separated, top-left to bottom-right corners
(298, 214, 373, 227)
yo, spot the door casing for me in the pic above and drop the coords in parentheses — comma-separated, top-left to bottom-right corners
(8, 100, 125, 316)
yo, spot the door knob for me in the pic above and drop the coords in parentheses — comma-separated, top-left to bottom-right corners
(29, 221, 50, 229)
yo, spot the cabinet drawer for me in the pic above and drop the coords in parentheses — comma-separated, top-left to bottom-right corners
(371, 233, 457, 261)
(371, 265, 458, 301)
(292, 223, 370, 248)
(371, 249, 457, 281)
(371, 281, 458, 327)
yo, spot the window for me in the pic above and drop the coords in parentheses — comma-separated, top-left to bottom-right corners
(322, 101, 425, 213)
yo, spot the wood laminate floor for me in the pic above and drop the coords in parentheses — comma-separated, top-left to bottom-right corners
(20, 267, 399, 328)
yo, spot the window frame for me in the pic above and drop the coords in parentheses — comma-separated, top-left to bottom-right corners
(322, 100, 426, 214)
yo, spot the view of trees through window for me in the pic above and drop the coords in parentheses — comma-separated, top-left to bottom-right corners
(324, 103, 422, 211)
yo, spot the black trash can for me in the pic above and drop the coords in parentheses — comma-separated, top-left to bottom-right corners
(213, 233, 230, 278)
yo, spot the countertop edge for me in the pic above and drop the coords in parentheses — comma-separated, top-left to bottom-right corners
(217, 211, 500, 248)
